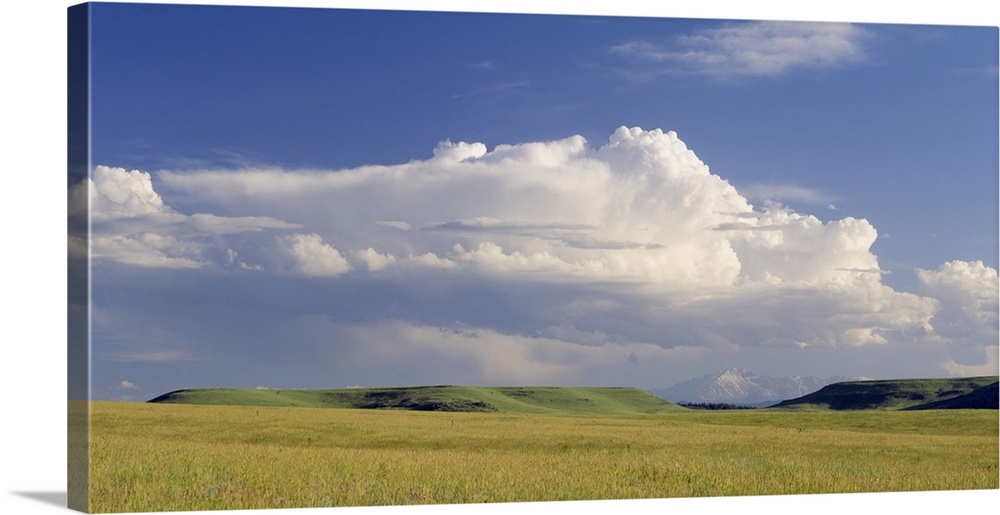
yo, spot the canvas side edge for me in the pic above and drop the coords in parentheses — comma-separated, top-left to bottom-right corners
(67, 3, 92, 513)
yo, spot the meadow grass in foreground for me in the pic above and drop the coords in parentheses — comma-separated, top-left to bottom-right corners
(89, 402, 998, 512)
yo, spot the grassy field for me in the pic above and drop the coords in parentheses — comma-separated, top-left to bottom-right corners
(88, 401, 998, 513)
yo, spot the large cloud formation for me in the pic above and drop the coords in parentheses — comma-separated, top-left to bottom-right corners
(70, 165, 299, 269)
(917, 260, 999, 374)
(80, 127, 997, 384)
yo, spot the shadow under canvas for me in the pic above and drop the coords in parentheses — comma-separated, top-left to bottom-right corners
(13, 491, 68, 509)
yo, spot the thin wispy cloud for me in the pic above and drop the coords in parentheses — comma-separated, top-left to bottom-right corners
(452, 79, 532, 106)
(102, 350, 205, 363)
(469, 60, 497, 71)
(712, 222, 785, 232)
(951, 64, 1000, 78)
(739, 183, 834, 205)
(611, 21, 869, 79)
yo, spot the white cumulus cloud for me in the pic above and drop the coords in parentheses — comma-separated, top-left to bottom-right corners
(278, 233, 353, 277)
(117, 380, 139, 390)
(139, 126, 950, 356)
(87, 165, 167, 218)
(87, 126, 1000, 391)
(357, 247, 397, 272)
(70, 165, 300, 269)
(917, 260, 999, 371)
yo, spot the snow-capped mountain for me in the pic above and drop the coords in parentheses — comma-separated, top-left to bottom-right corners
(651, 368, 868, 406)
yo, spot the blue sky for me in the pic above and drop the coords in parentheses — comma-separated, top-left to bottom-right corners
(89, 4, 997, 287)
(71, 2, 998, 401)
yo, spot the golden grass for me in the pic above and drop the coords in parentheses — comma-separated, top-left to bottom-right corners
(88, 401, 998, 512)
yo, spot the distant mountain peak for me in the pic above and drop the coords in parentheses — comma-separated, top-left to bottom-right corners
(651, 369, 868, 406)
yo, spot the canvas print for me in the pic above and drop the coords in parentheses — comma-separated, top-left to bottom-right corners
(67, 2, 999, 513)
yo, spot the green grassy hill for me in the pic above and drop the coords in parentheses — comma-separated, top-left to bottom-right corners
(771, 376, 999, 411)
(905, 381, 999, 410)
(148, 385, 685, 414)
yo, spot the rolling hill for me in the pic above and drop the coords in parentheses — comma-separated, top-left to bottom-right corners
(147, 385, 686, 414)
(771, 376, 999, 411)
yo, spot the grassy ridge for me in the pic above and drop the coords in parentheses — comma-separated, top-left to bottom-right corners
(148, 385, 685, 414)
(772, 376, 999, 411)
(90, 401, 999, 512)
